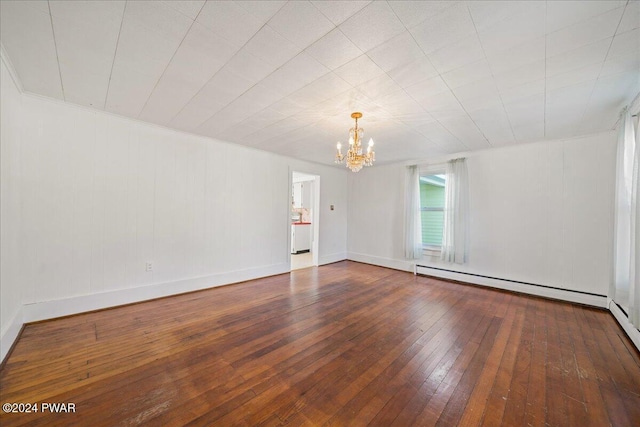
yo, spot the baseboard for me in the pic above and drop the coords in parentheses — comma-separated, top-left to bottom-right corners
(0, 306, 24, 364)
(22, 263, 290, 324)
(609, 300, 640, 352)
(318, 252, 347, 266)
(347, 252, 414, 272)
(416, 264, 607, 308)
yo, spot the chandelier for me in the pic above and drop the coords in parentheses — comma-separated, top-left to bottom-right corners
(335, 112, 375, 172)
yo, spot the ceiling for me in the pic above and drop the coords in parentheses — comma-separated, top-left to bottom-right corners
(1, 1, 638, 166)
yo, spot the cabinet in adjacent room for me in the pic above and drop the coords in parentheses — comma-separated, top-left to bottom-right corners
(291, 224, 311, 254)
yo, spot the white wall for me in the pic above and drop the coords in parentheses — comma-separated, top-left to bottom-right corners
(348, 132, 617, 300)
(0, 57, 348, 360)
(1, 55, 24, 358)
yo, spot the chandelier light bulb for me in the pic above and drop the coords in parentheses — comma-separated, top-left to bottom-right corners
(368, 138, 374, 147)
(337, 142, 341, 150)
(349, 136, 354, 145)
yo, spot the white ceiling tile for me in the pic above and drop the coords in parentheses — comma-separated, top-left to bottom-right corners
(389, 0, 461, 29)
(467, 1, 541, 33)
(420, 90, 465, 116)
(428, 34, 485, 74)
(367, 31, 425, 73)
(546, 80, 595, 114)
(268, 52, 330, 92)
(406, 76, 451, 106)
(355, 74, 402, 99)
(387, 56, 439, 89)
(600, 53, 640, 78)
(486, 36, 545, 74)
(546, 0, 626, 34)
(14, 0, 49, 14)
(245, 108, 287, 129)
(228, 83, 282, 115)
(0, 1, 63, 99)
(125, 1, 193, 41)
(267, 1, 334, 49)
(105, 63, 163, 117)
(477, 3, 545, 56)
(546, 37, 611, 77)
(196, 0, 265, 47)
(49, 1, 125, 24)
(339, 1, 405, 52)
(376, 90, 425, 118)
(607, 28, 640, 62)
(441, 59, 493, 89)
(546, 63, 602, 92)
(457, 94, 504, 114)
(512, 121, 544, 143)
(139, 23, 239, 124)
(235, 1, 286, 23)
(468, 107, 515, 145)
(494, 60, 545, 91)
(453, 78, 500, 104)
(334, 54, 385, 86)
(546, 6, 624, 57)
(409, 2, 476, 54)
(439, 116, 490, 150)
(504, 93, 545, 129)
(588, 70, 640, 112)
(310, 0, 370, 26)
(267, 97, 306, 117)
(49, 2, 123, 108)
(579, 105, 621, 134)
(499, 79, 545, 104)
(288, 73, 351, 106)
(304, 28, 363, 70)
(222, 50, 277, 85)
(617, 0, 640, 34)
(414, 121, 467, 152)
(169, 68, 253, 130)
(160, 1, 205, 20)
(244, 25, 302, 68)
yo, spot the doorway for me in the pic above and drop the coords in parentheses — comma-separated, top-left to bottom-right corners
(290, 171, 319, 270)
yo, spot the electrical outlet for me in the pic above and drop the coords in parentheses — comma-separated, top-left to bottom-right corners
(145, 262, 153, 272)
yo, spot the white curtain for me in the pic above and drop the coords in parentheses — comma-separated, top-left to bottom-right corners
(630, 114, 640, 327)
(404, 165, 422, 259)
(441, 158, 469, 264)
(611, 110, 640, 328)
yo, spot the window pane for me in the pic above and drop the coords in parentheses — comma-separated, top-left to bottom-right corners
(422, 210, 444, 245)
(420, 175, 446, 247)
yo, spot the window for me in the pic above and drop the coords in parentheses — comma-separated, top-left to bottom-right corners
(420, 174, 446, 252)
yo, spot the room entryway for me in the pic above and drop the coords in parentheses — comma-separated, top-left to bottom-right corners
(290, 171, 319, 270)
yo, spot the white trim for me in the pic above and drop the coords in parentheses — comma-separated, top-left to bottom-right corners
(416, 265, 607, 307)
(609, 299, 640, 352)
(0, 307, 24, 363)
(0, 43, 24, 93)
(347, 252, 414, 272)
(318, 252, 347, 266)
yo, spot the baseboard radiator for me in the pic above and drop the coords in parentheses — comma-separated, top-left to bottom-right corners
(415, 264, 607, 308)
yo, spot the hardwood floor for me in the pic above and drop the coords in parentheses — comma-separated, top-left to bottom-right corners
(1, 261, 639, 426)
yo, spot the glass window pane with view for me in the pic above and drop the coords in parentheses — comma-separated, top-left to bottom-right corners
(420, 174, 446, 248)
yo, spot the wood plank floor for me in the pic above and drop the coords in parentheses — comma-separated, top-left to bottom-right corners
(1, 261, 639, 426)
